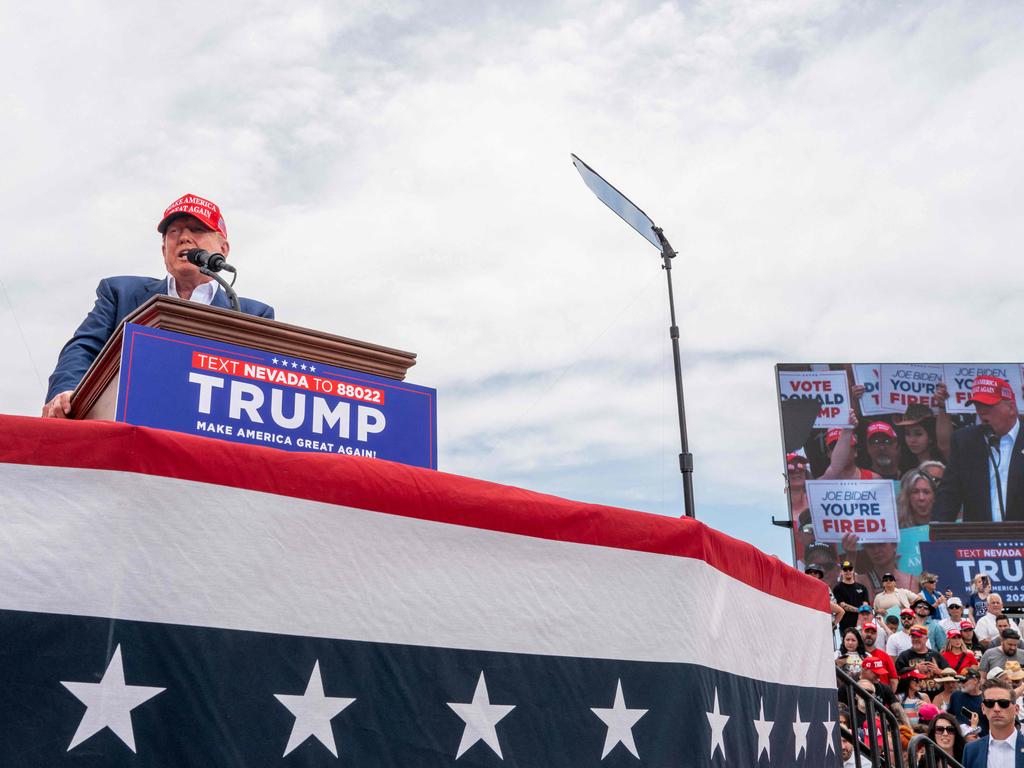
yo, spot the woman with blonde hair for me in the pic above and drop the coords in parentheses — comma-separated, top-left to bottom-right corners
(897, 469, 938, 528)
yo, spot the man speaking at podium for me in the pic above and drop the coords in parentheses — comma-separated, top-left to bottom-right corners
(42, 194, 274, 418)
(933, 375, 1024, 523)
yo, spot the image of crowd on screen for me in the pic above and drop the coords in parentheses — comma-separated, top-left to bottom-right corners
(818, 559, 1024, 766)
(784, 371, 1024, 574)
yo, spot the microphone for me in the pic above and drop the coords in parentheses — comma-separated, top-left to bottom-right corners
(185, 249, 235, 273)
(983, 425, 1000, 450)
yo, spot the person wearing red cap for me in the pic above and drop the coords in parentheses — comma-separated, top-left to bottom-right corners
(821, 413, 882, 481)
(864, 421, 901, 480)
(895, 667, 932, 726)
(896, 625, 947, 695)
(43, 194, 275, 418)
(934, 375, 1024, 522)
(861, 623, 899, 682)
(887, 607, 925, 656)
(942, 628, 978, 674)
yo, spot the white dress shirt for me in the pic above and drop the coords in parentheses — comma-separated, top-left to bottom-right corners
(166, 275, 217, 305)
(975, 613, 1020, 646)
(986, 731, 1016, 768)
(989, 420, 1019, 522)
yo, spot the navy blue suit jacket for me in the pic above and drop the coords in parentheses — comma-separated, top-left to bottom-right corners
(46, 276, 274, 401)
(932, 421, 1024, 523)
(963, 729, 1024, 767)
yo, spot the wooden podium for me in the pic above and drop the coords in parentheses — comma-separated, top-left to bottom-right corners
(70, 295, 418, 421)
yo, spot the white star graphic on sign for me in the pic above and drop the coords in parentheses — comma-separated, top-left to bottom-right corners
(60, 644, 165, 753)
(447, 671, 515, 759)
(753, 697, 774, 762)
(792, 705, 809, 762)
(292, 361, 299, 369)
(309, 365, 316, 373)
(591, 678, 648, 760)
(823, 712, 836, 757)
(274, 660, 355, 757)
(300, 363, 308, 371)
(706, 688, 729, 761)
(279, 358, 289, 367)
(272, 357, 279, 364)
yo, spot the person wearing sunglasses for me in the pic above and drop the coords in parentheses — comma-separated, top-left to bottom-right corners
(941, 597, 969, 633)
(962, 679, 1024, 768)
(834, 560, 871, 631)
(917, 711, 966, 767)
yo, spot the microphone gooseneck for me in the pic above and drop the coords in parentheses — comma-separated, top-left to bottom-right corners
(181, 249, 240, 312)
(184, 248, 235, 273)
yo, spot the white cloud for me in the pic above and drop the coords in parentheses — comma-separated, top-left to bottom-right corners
(3, 0, 1024, 562)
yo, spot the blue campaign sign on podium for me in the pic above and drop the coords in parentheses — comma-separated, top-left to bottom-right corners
(115, 323, 437, 469)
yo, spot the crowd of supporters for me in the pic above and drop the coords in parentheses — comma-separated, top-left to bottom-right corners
(783, 372, 1024, 763)
(790, 374, 1024, 582)
(807, 558, 1024, 765)
(788, 382, 960, 581)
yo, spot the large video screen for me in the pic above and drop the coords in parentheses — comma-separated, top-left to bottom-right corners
(776, 363, 1024, 605)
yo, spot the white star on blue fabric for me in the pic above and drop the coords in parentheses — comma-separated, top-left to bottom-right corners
(60, 644, 165, 753)
(753, 697, 774, 762)
(706, 688, 729, 761)
(792, 705, 809, 762)
(447, 672, 515, 759)
(823, 709, 836, 757)
(274, 660, 355, 757)
(591, 678, 647, 760)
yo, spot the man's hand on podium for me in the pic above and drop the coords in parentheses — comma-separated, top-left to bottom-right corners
(42, 391, 73, 419)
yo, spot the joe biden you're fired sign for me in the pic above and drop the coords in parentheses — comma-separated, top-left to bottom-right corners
(115, 324, 437, 469)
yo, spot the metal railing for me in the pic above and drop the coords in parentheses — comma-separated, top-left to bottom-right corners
(835, 667, 964, 768)
(907, 734, 965, 768)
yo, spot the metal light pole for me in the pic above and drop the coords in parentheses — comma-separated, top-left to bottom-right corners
(571, 154, 695, 518)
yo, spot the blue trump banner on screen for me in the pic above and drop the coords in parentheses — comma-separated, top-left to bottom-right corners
(0, 415, 839, 766)
(919, 540, 1024, 602)
(115, 323, 437, 468)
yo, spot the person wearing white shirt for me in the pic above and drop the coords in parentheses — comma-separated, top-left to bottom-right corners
(962, 679, 1024, 768)
(941, 597, 972, 633)
(976, 595, 1020, 648)
(887, 610, 934, 656)
(934, 375, 1024, 524)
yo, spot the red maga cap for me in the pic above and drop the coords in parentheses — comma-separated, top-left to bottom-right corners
(960, 620, 975, 631)
(157, 194, 227, 238)
(866, 422, 896, 440)
(786, 452, 809, 470)
(967, 375, 1015, 407)
(825, 428, 857, 447)
(862, 657, 885, 671)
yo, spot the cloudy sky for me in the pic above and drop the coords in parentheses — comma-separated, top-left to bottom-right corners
(3, 1, 1023, 560)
